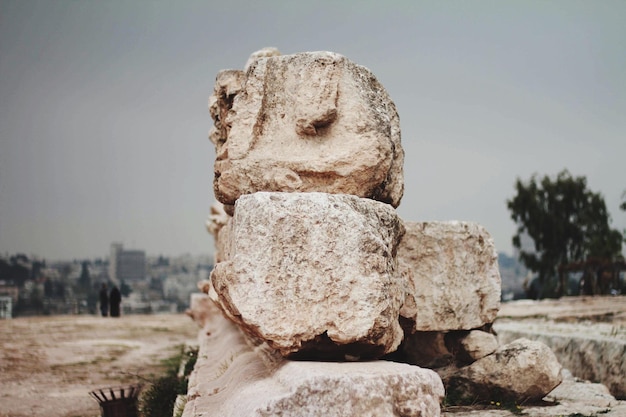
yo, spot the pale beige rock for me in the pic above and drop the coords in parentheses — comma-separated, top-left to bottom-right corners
(205, 201, 232, 264)
(444, 338, 563, 404)
(545, 374, 619, 408)
(261, 361, 444, 417)
(185, 292, 218, 328)
(399, 221, 501, 331)
(209, 51, 404, 215)
(456, 330, 499, 362)
(209, 69, 246, 149)
(183, 297, 445, 417)
(244, 46, 281, 72)
(400, 331, 454, 368)
(205, 201, 229, 237)
(210, 192, 406, 359)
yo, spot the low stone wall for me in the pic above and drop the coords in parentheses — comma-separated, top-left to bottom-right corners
(494, 319, 626, 399)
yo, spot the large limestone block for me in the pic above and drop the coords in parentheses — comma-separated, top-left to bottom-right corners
(210, 192, 406, 359)
(209, 50, 404, 215)
(261, 361, 444, 417)
(205, 201, 232, 264)
(444, 338, 563, 404)
(399, 221, 501, 331)
(183, 299, 445, 417)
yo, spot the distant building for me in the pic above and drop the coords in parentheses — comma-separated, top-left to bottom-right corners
(109, 243, 146, 283)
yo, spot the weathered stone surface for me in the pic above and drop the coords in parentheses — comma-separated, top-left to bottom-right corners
(494, 318, 626, 399)
(398, 221, 501, 331)
(210, 192, 405, 359)
(205, 201, 232, 264)
(183, 296, 445, 417)
(443, 338, 563, 404)
(205, 201, 229, 238)
(209, 51, 404, 215)
(209, 69, 246, 150)
(185, 292, 218, 329)
(455, 330, 499, 363)
(244, 46, 281, 72)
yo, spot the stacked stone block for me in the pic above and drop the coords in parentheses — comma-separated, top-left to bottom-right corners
(185, 48, 564, 416)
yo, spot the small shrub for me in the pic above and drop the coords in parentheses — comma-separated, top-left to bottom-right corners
(139, 345, 198, 417)
(139, 374, 187, 417)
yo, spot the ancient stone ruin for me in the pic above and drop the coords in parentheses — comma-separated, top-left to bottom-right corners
(185, 48, 567, 416)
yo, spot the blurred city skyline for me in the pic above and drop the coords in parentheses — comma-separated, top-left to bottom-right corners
(1, 1, 625, 260)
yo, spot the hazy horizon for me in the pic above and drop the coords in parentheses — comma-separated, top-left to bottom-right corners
(1, 1, 625, 261)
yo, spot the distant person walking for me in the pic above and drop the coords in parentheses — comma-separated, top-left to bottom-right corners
(109, 285, 122, 317)
(99, 283, 109, 317)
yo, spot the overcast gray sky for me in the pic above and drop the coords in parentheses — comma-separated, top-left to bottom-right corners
(1, 0, 625, 261)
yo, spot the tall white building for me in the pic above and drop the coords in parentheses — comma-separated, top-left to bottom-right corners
(109, 243, 146, 283)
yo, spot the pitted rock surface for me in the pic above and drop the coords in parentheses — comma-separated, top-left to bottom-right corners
(210, 192, 405, 359)
(399, 221, 501, 331)
(208, 51, 404, 215)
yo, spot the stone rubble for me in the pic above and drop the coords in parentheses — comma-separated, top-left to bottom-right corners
(398, 221, 501, 332)
(184, 294, 445, 417)
(209, 192, 406, 359)
(188, 48, 625, 416)
(441, 338, 563, 404)
(494, 316, 626, 399)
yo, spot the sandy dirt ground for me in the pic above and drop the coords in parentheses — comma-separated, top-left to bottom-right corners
(1, 297, 624, 417)
(0, 313, 199, 417)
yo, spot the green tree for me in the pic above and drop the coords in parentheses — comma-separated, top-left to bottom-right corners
(507, 170, 623, 298)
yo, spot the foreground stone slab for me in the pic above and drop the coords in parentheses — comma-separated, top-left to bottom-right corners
(210, 192, 405, 359)
(399, 221, 501, 331)
(209, 50, 404, 215)
(183, 294, 445, 417)
(399, 329, 498, 368)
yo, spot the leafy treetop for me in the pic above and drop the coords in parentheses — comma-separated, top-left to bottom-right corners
(507, 170, 622, 296)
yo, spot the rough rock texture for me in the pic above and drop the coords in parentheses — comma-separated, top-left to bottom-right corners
(186, 291, 221, 329)
(494, 318, 626, 399)
(398, 221, 501, 331)
(443, 338, 563, 404)
(208, 51, 404, 215)
(205, 201, 229, 238)
(545, 370, 619, 408)
(244, 46, 281, 72)
(183, 294, 445, 417)
(210, 192, 406, 359)
(205, 201, 232, 264)
(454, 330, 499, 363)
